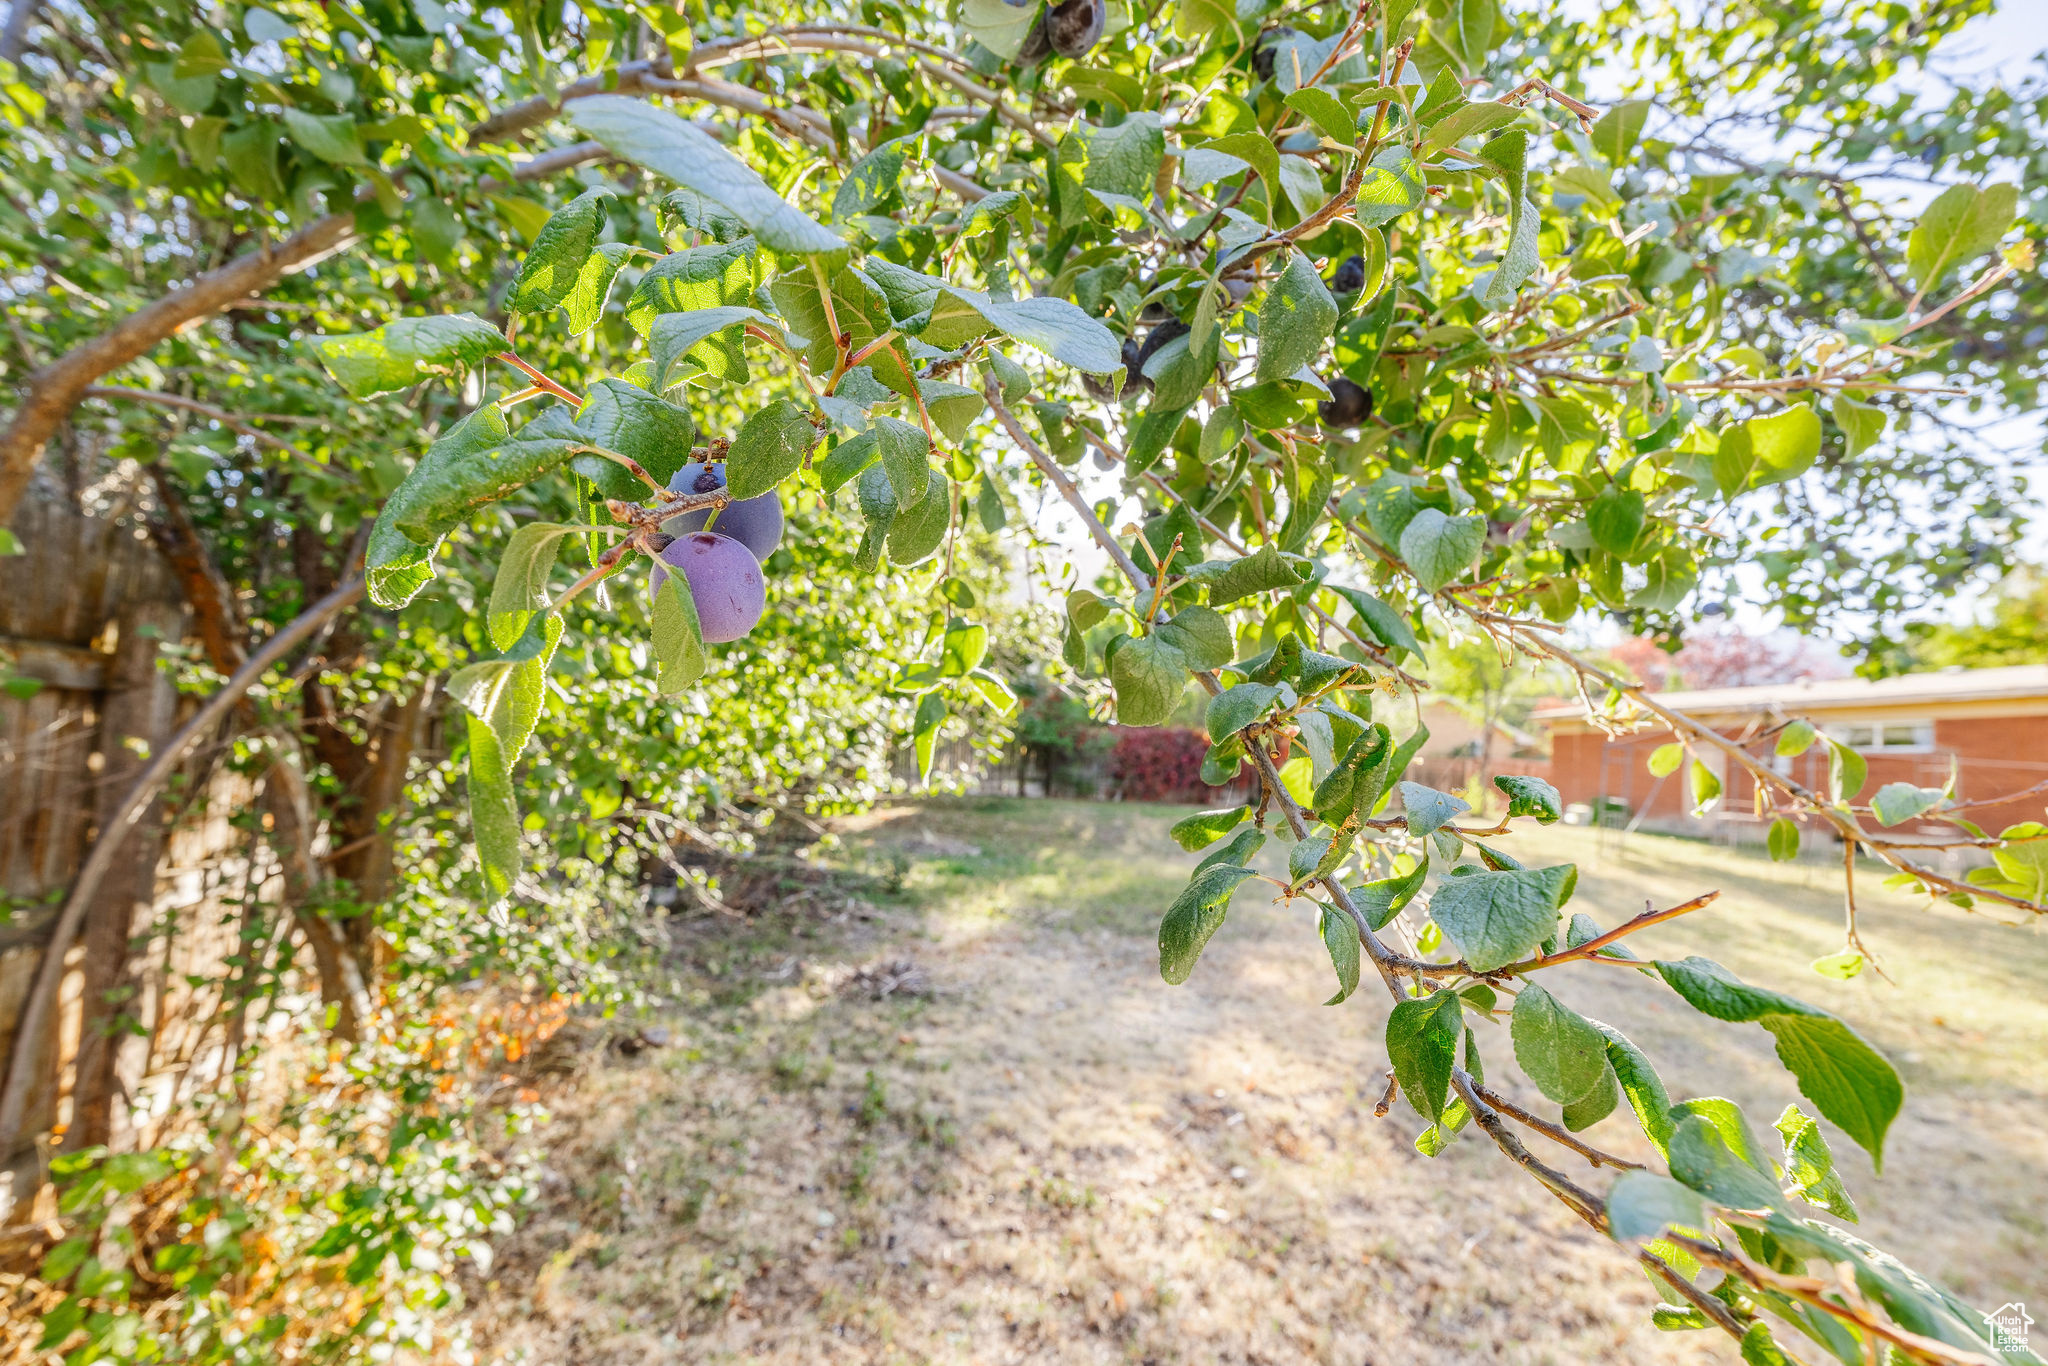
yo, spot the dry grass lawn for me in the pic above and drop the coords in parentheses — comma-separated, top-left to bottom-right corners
(458, 798, 2048, 1365)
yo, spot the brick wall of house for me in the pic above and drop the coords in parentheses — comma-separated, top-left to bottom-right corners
(1935, 715, 2048, 832)
(1548, 712, 2048, 836)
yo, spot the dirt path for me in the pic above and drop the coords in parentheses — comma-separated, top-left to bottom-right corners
(460, 800, 2044, 1365)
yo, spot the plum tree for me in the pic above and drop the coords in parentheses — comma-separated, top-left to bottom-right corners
(12, 0, 2048, 1360)
(650, 533, 766, 644)
(662, 462, 785, 559)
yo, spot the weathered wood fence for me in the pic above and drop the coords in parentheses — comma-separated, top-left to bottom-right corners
(0, 491, 257, 1211)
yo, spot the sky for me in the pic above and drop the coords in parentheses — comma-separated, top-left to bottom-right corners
(1020, 1, 2048, 655)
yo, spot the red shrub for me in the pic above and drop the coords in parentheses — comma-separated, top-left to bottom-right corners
(1109, 727, 1247, 803)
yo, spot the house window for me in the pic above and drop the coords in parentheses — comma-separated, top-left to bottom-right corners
(1827, 721, 1935, 754)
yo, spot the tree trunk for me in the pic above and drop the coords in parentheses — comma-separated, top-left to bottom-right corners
(328, 680, 436, 979)
(66, 596, 185, 1150)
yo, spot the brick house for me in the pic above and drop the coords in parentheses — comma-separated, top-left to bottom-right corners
(1537, 664, 2048, 838)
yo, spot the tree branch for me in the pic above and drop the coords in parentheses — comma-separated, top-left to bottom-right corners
(0, 142, 606, 527)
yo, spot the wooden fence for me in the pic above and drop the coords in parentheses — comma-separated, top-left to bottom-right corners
(0, 491, 258, 1210)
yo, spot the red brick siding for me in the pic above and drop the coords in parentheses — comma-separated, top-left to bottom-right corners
(1935, 715, 2048, 832)
(1548, 710, 2048, 833)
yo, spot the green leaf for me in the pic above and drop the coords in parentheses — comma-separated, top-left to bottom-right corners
(571, 380, 694, 500)
(773, 264, 912, 393)
(874, 416, 933, 508)
(487, 522, 586, 651)
(1667, 1112, 1784, 1209)
(508, 188, 614, 314)
(1689, 759, 1722, 814)
(885, 467, 952, 566)
(648, 306, 771, 389)
(1810, 951, 1864, 980)
(1420, 101, 1521, 157)
(1170, 805, 1249, 851)
(1196, 825, 1266, 874)
(1587, 485, 1645, 555)
(1428, 865, 1572, 972)
(725, 399, 819, 500)
(835, 135, 917, 221)
(1493, 774, 1561, 823)
(960, 0, 1043, 58)
(374, 404, 582, 567)
(914, 692, 947, 784)
(1476, 130, 1539, 308)
(309, 313, 504, 400)
(1206, 681, 1282, 741)
(976, 476, 1007, 532)
(450, 614, 564, 904)
(1109, 641, 1183, 727)
(1871, 781, 1946, 826)
(1110, 606, 1230, 726)
(939, 618, 988, 678)
(1289, 835, 1335, 887)
(1428, 0, 1498, 70)
(1385, 988, 1463, 1120)
(1159, 864, 1259, 984)
(1193, 133, 1282, 226)
(1647, 742, 1685, 778)
(1397, 508, 1486, 592)
(1561, 1060, 1620, 1131)
(1906, 182, 2017, 292)
(1330, 586, 1422, 661)
(650, 571, 706, 694)
(1312, 724, 1394, 828)
(1767, 817, 1801, 862)
(1353, 145, 1424, 227)
(1604, 1171, 1706, 1245)
(1255, 251, 1338, 384)
(1349, 855, 1427, 930)
(1319, 906, 1361, 1005)
(1054, 114, 1166, 228)
(1185, 543, 1306, 606)
(568, 95, 847, 257)
(1776, 719, 1817, 757)
(1160, 605, 1234, 668)
(1511, 982, 1610, 1105)
(1598, 1024, 1676, 1157)
(965, 667, 1017, 713)
(920, 380, 986, 443)
(1749, 404, 1822, 485)
(1826, 736, 1867, 804)
(1399, 781, 1469, 837)
(1737, 1323, 1796, 1366)
(937, 284, 1121, 373)
(627, 240, 758, 360)
(281, 108, 368, 166)
(1654, 956, 1902, 1167)
(1774, 1103, 1858, 1221)
(1284, 88, 1356, 146)
(1831, 394, 1886, 459)
(558, 243, 632, 335)
(1589, 99, 1652, 164)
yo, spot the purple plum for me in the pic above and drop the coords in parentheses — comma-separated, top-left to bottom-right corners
(661, 461, 783, 560)
(650, 532, 766, 643)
